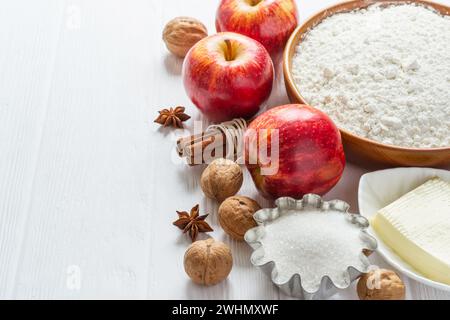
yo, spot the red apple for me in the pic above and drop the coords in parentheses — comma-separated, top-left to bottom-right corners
(182, 32, 274, 122)
(244, 104, 346, 200)
(216, 0, 298, 55)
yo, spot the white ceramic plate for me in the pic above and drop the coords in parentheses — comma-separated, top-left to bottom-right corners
(358, 167, 450, 292)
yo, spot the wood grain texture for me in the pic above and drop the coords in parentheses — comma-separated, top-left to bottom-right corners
(0, 0, 449, 300)
(0, 0, 66, 298)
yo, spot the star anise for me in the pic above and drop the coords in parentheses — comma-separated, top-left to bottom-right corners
(154, 106, 191, 128)
(173, 204, 213, 242)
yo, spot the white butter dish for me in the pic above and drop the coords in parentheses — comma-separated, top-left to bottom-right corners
(358, 167, 450, 292)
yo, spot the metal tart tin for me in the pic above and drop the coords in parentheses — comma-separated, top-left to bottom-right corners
(245, 194, 378, 300)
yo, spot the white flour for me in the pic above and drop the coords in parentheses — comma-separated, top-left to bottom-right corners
(292, 4, 450, 148)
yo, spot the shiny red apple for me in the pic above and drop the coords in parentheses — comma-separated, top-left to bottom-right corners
(216, 0, 298, 55)
(244, 104, 346, 200)
(182, 32, 274, 122)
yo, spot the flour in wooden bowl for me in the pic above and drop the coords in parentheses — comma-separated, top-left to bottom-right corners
(292, 4, 450, 148)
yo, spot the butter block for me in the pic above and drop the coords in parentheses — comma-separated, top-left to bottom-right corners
(372, 177, 450, 285)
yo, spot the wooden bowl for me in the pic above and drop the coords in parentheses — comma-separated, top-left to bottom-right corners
(283, 0, 450, 167)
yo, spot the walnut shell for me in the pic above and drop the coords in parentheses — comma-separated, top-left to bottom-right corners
(357, 269, 406, 300)
(218, 196, 261, 241)
(162, 17, 208, 58)
(200, 159, 243, 202)
(184, 238, 233, 286)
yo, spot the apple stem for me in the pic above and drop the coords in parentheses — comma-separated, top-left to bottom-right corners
(224, 39, 233, 61)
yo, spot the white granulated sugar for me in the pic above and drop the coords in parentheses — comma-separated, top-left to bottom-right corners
(292, 4, 450, 148)
(260, 210, 367, 293)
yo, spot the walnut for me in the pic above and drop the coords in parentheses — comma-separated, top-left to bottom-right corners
(162, 17, 208, 58)
(218, 196, 261, 241)
(184, 238, 233, 286)
(357, 269, 406, 300)
(200, 159, 243, 202)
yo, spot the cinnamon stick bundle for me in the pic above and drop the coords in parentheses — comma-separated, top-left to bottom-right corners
(177, 119, 248, 166)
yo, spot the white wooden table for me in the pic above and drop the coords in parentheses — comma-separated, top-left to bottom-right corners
(0, 0, 449, 300)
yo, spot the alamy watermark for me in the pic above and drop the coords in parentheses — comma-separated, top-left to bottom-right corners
(364, 265, 385, 290)
(66, 4, 81, 30)
(66, 265, 82, 291)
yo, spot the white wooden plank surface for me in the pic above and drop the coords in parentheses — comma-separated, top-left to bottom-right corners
(0, 0, 449, 300)
(0, 0, 66, 298)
